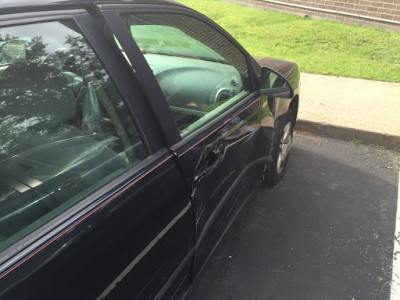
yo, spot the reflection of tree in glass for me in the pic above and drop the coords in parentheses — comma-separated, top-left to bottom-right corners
(0, 32, 129, 160)
(0, 34, 17, 41)
(64, 35, 128, 117)
(0, 25, 141, 250)
(26, 36, 47, 61)
(0, 34, 74, 159)
(65, 35, 106, 84)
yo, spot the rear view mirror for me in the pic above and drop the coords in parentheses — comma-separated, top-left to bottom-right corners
(1, 40, 26, 60)
(260, 67, 293, 98)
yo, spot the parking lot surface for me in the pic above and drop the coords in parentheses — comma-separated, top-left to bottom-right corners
(186, 134, 400, 300)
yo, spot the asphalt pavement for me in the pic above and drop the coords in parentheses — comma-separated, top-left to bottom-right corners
(186, 134, 400, 300)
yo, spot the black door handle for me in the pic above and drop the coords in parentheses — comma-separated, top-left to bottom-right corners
(193, 151, 223, 184)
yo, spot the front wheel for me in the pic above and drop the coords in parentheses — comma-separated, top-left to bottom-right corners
(265, 109, 295, 185)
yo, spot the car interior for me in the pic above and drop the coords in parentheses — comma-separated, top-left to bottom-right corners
(0, 35, 146, 251)
(122, 16, 250, 137)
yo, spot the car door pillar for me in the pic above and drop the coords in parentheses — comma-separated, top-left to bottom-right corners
(99, 10, 181, 147)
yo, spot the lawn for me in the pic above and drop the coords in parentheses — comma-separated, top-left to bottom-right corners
(177, 0, 400, 82)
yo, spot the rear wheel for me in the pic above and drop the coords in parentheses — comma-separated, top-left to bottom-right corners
(265, 109, 294, 185)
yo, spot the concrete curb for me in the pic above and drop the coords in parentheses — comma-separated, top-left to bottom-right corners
(295, 120, 400, 152)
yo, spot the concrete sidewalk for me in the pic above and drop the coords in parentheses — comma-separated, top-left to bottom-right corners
(295, 73, 400, 151)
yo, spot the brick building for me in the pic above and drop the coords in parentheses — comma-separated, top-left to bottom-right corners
(223, 0, 400, 31)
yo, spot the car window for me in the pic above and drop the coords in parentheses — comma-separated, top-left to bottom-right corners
(131, 25, 225, 63)
(118, 13, 251, 137)
(0, 20, 147, 252)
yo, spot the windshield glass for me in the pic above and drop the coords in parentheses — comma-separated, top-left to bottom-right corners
(130, 25, 225, 63)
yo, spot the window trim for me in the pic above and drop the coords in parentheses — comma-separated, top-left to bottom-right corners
(0, 10, 165, 154)
(179, 90, 252, 138)
(0, 9, 87, 27)
(100, 4, 258, 89)
(171, 91, 260, 156)
(0, 147, 173, 277)
(74, 13, 166, 153)
(101, 10, 182, 147)
(99, 5, 259, 149)
(0, 11, 165, 274)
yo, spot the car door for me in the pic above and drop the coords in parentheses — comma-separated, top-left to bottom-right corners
(0, 10, 194, 300)
(101, 4, 276, 275)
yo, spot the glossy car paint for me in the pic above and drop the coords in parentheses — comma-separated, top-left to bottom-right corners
(170, 93, 275, 273)
(0, 9, 195, 299)
(0, 154, 194, 299)
(258, 57, 300, 120)
(0, 1, 300, 299)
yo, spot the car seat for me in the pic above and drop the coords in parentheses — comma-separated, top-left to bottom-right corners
(0, 61, 126, 244)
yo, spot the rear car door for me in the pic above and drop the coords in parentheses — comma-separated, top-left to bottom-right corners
(0, 9, 194, 300)
(102, 4, 276, 275)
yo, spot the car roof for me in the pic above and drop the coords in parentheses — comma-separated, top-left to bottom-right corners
(0, 0, 185, 15)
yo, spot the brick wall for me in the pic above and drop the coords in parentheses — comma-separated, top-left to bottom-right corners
(223, 0, 400, 31)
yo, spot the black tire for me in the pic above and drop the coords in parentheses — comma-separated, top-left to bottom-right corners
(265, 109, 295, 185)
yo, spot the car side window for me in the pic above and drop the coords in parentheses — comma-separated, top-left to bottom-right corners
(118, 13, 251, 137)
(0, 20, 147, 252)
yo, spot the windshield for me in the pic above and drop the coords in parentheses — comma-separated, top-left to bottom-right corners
(130, 25, 225, 63)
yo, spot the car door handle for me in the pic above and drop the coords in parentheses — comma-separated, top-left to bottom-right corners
(193, 152, 222, 184)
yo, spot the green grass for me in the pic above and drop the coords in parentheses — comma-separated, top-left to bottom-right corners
(177, 0, 400, 82)
(350, 137, 364, 145)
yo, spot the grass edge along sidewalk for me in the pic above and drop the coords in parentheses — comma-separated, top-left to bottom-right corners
(177, 0, 400, 83)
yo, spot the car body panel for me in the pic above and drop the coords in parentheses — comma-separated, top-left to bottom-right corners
(105, 5, 278, 278)
(0, 1, 300, 299)
(0, 10, 195, 300)
(0, 153, 195, 300)
(171, 93, 275, 275)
